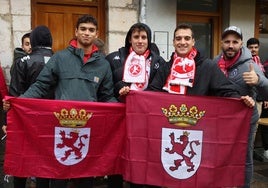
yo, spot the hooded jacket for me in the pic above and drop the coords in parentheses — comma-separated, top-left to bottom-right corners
(105, 23, 166, 99)
(10, 47, 28, 76)
(9, 25, 54, 97)
(21, 40, 117, 102)
(213, 46, 268, 125)
(214, 46, 268, 100)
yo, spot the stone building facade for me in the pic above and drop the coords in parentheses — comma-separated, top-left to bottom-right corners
(0, 0, 257, 85)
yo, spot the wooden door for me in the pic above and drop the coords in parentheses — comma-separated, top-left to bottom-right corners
(177, 14, 220, 58)
(31, 0, 106, 52)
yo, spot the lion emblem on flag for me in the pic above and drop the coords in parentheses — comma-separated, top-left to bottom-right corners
(54, 127, 90, 165)
(161, 128, 203, 179)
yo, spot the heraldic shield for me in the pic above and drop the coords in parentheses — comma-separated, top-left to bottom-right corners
(161, 128, 203, 179)
(54, 127, 90, 166)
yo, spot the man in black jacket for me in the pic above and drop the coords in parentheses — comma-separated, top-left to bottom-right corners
(4, 25, 54, 188)
(106, 22, 166, 188)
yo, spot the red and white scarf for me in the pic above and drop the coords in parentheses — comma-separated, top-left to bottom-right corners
(163, 48, 197, 94)
(123, 48, 151, 91)
(253, 55, 265, 72)
(218, 50, 241, 76)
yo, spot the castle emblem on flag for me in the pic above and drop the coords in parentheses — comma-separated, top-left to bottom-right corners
(54, 108, 92, 165)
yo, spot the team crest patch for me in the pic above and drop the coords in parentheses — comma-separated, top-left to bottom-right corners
(161, 128, 203, 179)
(54, 108, 92, 165)
(229, 68, 238, 78)
(128, 61, 142, 77)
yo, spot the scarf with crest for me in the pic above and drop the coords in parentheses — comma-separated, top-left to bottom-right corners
(163, 47, 197, 94)
(123, 48, 151, 91)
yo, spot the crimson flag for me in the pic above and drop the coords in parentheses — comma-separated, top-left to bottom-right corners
(4, 97, 125, 178)
(123, 91, 253, 188)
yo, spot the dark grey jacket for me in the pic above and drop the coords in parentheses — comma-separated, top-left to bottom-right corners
(22, 43, 117, 102)
(214, 46, 268, 124)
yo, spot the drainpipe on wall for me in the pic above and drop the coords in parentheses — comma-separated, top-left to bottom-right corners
(139, 0, 146, 23)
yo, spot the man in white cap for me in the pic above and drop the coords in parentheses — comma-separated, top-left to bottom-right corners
(214, 25, 268, 188)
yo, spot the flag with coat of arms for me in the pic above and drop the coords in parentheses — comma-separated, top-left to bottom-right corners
(4, 91, 252, 187)
(122, 91, 252, 188)
(4, 97, 125, 178)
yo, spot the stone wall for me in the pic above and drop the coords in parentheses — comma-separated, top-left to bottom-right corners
(0, 0, 31, 84)
(106, 0, 139, 53)
(0, 0, 139, 85)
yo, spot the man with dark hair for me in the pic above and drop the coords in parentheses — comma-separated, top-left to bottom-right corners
(247, 37, 264, 71)
(10, 14, 117, 188)
(214, 26, 268, 188)
(4, 25, 54, 188)
(106, 22, 165, 188)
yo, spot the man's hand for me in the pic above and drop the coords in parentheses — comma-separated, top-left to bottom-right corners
(119, 86, 130, 96)
(241, 95, 255, 108)
(2, 125, 7, 134)
(242, 63, 259, 86)
(2, 99, 10, 111)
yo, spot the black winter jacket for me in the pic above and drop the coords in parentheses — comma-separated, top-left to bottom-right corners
(106, 47, 166, 98)
(9, 47, 53, 97)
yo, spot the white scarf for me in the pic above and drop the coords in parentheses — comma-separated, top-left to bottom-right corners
(123, 49, 151, 91)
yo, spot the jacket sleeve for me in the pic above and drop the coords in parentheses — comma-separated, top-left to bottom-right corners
(21, 57, 56, 98)
(253, 62, 268, 100)
(0, 67, 8, 99)
(208, 60, 240, 98)
(97, 61, 118, 102)
(147, 59, 172, 92)
(9, 58, 28, 97)
(106, 51, 129, 99)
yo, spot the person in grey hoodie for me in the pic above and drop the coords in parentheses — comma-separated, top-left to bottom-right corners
(214, 26, 268, 188)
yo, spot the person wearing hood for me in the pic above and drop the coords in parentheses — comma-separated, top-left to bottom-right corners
(4, 25, 54, 188)
(106, 23, 165, 188)
(8, 25, 53, 97)
(106, 23, 165, 101)
(214, 26, 268, 188)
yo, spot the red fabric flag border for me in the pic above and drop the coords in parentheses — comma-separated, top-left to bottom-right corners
(123, 91, 252, 188)
(4, 97, 125, 178)
(3, 91, 253, 187)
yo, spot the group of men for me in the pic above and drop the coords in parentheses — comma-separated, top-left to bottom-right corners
(1, 13, 268, 188)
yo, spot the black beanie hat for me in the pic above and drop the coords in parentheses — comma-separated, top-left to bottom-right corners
(30, 25, 52, 49)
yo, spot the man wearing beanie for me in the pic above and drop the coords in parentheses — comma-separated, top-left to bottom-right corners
(7, 25, 54, 188)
